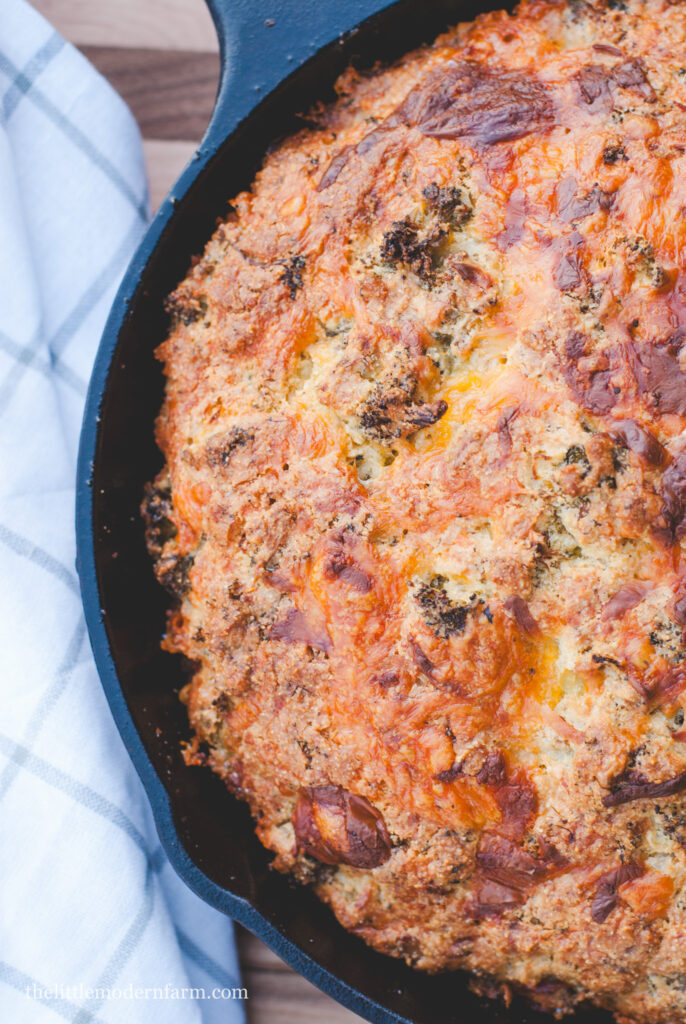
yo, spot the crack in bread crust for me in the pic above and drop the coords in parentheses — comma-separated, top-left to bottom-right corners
(144, 2, 686, 1020)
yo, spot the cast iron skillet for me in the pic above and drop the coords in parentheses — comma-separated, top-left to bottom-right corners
(76, 2, 613, 1021)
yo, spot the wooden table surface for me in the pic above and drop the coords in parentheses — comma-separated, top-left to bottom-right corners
(31, 2, 364, 1021)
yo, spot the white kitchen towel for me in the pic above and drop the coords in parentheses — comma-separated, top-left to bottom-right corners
(0, 3, 246, 1022)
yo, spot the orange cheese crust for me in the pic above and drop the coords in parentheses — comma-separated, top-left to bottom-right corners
(144, 1, 686, 1019)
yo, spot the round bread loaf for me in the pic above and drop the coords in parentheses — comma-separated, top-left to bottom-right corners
(144, 1, 686, 1018)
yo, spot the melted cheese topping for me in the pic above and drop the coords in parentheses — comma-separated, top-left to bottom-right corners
(146, 2, 686, 1020)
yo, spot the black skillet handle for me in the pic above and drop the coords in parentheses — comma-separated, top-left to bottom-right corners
(203, 0, 399, 139)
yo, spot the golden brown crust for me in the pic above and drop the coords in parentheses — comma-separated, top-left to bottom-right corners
(144, 1, 686, 1019)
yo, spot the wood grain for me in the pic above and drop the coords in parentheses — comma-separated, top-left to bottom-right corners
(32, 0, 219, 52)
(237, 927, 363, 1024)
(81, 46, 219, 141)
(142, 139, 198, 211)
(30, 2, 366, 1021)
